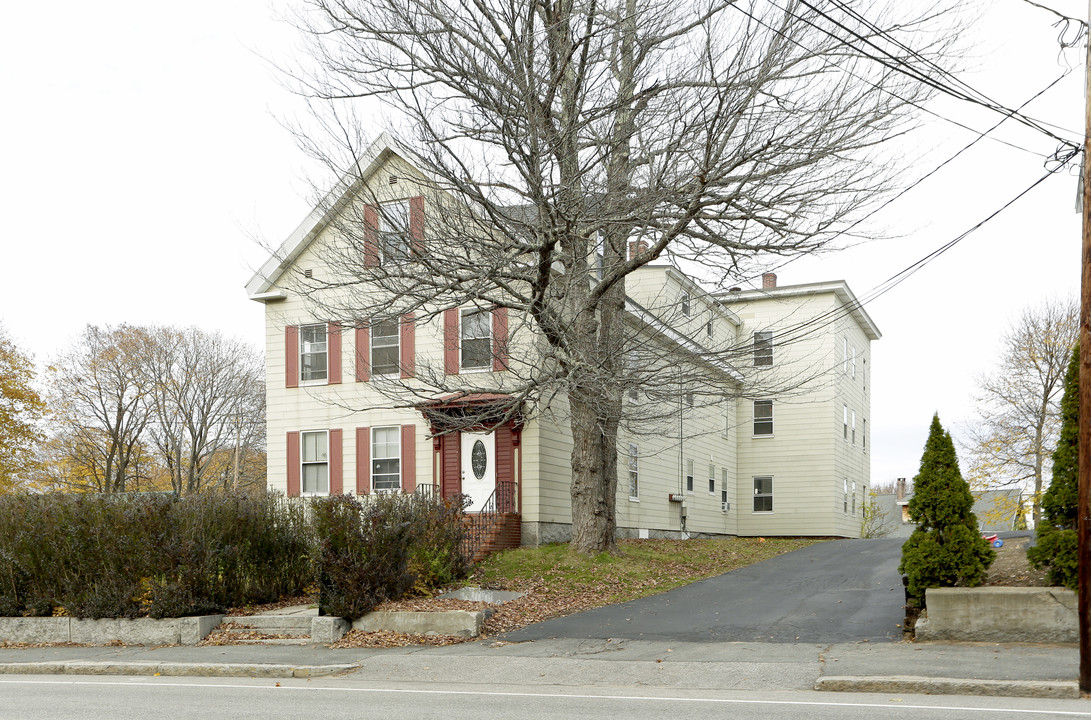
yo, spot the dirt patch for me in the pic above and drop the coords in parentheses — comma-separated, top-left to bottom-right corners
(981, 537, 1049, 587)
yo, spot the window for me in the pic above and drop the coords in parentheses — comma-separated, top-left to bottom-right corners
(723, 398, 731, 438)
(371, 427, 401, 492)
(843, 478, 848, 513)
(708, 464, 715, 494)
(863, 358, 867, 391)
(681, 292, 691, 316)
(706, 311, 714, 339)
(301, 431, 329, 494)
(371, 319, 400, 376)
(754, 331, 773, 366)
(852, 346, 856, 379)
(685, 392, 694, 407)
(628, 388, 638, 401)
(686, 459, 694, 493)
(843, 336, 848, 373)
(852, 481, 857, 516)
(863, 419, 867, 450)
(460, 308, 491, 370)
(300, 324, 328, 382)
(843, 405, 848, 440)
(721, 468, 729, 512)
(753, 476, 773, 512)
(754, 400, 773, 436)
(851, 410, 856, 445)
(628, 444, 639, 500)
(379, 200, 410, 263)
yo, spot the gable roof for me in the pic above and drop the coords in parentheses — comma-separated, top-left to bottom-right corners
(245, 133, 430, 301)
(717, 281, 881, 340)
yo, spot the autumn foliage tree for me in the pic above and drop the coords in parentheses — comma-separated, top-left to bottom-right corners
(899, 414, 994, 604)
(962, 299, 1077, 526)
(0, 324, 46, 491)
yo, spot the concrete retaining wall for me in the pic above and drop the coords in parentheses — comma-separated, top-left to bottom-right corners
(0, 615, 224, 646)
(353, 610, 484, 638)
(916, 587, 1076, 643)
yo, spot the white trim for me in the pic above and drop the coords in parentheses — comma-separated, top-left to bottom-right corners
(300, 429, 330, 497)
(716, 280, 881, 340)
(370, 426, 402, 493)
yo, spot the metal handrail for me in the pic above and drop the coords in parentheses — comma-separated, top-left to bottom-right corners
(460, 481, 517, 561)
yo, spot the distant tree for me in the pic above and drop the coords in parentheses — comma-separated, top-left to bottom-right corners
(860, 491, 892, 538)
(0, 324, 47, 491)
(1027, 344, 1078, 588)
(899, 414, 994, 604)
(962, 299, 1077, 527)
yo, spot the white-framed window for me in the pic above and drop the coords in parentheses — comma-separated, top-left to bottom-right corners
(754, 400, 773, 436)
(301, 430, 329, 495)
(371, 426, 401, 492)
(723, 397, 731, 438)
(753, 476, 773, 512)
(681, 292, 691, 316)
(685, 392, 694, 407)
(371, 318, 400, 376)
(843, 336, 848, 373)
(300, 324, 328, 383)
(721, 468, 730, 512)
(851, 410, 856, 445)
(852, 346, 856, 379)
(628, 443, 639, 500)
(708, 463, 716, 494)
(460, 308, 492, 370)
(686, 459, 694, 493)
(852, 481, 857, 516)
(863, 358, 867, 391)
(863, 419, 867, 451)
(843, 405, 848, 440)
(843, 478, 848, 513)
(379, 200, 410, 264)
(706, 310, 714, 339)
(754, 331, 773, 367)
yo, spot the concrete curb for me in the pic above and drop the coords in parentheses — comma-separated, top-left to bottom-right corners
(0, 661, 359, 679)
(815, 675, 1080, 699)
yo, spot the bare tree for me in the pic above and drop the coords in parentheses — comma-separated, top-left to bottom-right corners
(47, 325, 152, 494)
(142, 327, 266, 497)
(44, 325, 265, 496)
(962, 299, 1078, 527)
(283, 0, 959, 552)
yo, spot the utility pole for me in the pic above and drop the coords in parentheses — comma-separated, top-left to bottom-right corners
(1080, 0, 1091, 692)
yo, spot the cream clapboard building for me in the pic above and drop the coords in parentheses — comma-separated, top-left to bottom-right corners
(246, 135, 879, 544)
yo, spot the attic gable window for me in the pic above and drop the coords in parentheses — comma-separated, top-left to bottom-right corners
(380, 200, 410, 263)
(300, 324, 328, 382)
(460, 308, 492, 370)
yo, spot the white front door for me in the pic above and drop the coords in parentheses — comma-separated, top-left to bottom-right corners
(461, 432, 495, 512)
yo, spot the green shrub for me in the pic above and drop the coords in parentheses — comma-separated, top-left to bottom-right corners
(405, 493, 468, 592)
(899, 414, 994, 605)
(1028, 344, 1079, 588)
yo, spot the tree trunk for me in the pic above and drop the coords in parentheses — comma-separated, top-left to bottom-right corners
(569, 390, 617, 554)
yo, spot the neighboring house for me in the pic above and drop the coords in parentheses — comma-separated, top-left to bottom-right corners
(972, 489, 1023, 533)
(246, 134, 878, 544)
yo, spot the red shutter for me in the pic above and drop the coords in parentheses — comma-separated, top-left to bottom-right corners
(328, 322, 342, 385)
(444, 308, 460, 375)
(409, 196, 425, 256)
(286, 431, 300, 497)
(401, 425, 416, 493)
(492, 307, 508, 371)
(329, 428, 343, 494)
(356, 427, 370, 494)
(400, 313, 415, 378)
(355, 323, 370, 382)
(441, 433, 461, 499)
(285, 326, 299, 388)
(363, 205, 379, 268)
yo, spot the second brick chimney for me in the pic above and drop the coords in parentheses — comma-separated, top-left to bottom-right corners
(762, 272, 777, 289)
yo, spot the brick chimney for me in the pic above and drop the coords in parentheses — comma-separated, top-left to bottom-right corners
(762, 272, 777, 289)
(896, 478, 906, 500)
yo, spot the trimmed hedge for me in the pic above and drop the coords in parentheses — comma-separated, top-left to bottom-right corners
(0, 491, 466, 619)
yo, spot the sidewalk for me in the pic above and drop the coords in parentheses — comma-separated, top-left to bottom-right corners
(0, 637, 1079, 699)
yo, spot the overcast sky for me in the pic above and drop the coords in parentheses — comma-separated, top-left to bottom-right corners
(0, 0, 1083, 489)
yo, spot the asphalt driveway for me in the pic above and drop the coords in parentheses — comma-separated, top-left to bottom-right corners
(501, 538, 906, 644)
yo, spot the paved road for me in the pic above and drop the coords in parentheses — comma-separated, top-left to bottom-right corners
(503, 538, 906, 643)
(3, 675, 1088, 720)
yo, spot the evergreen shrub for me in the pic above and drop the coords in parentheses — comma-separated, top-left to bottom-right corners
(899, 414, 994, 605)
(1028, 344, 1079, 588)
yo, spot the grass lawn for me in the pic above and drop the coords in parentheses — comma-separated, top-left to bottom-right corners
(472, 536, 822, 635)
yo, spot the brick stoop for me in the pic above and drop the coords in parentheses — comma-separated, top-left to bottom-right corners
(463, 513, 522, 563)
